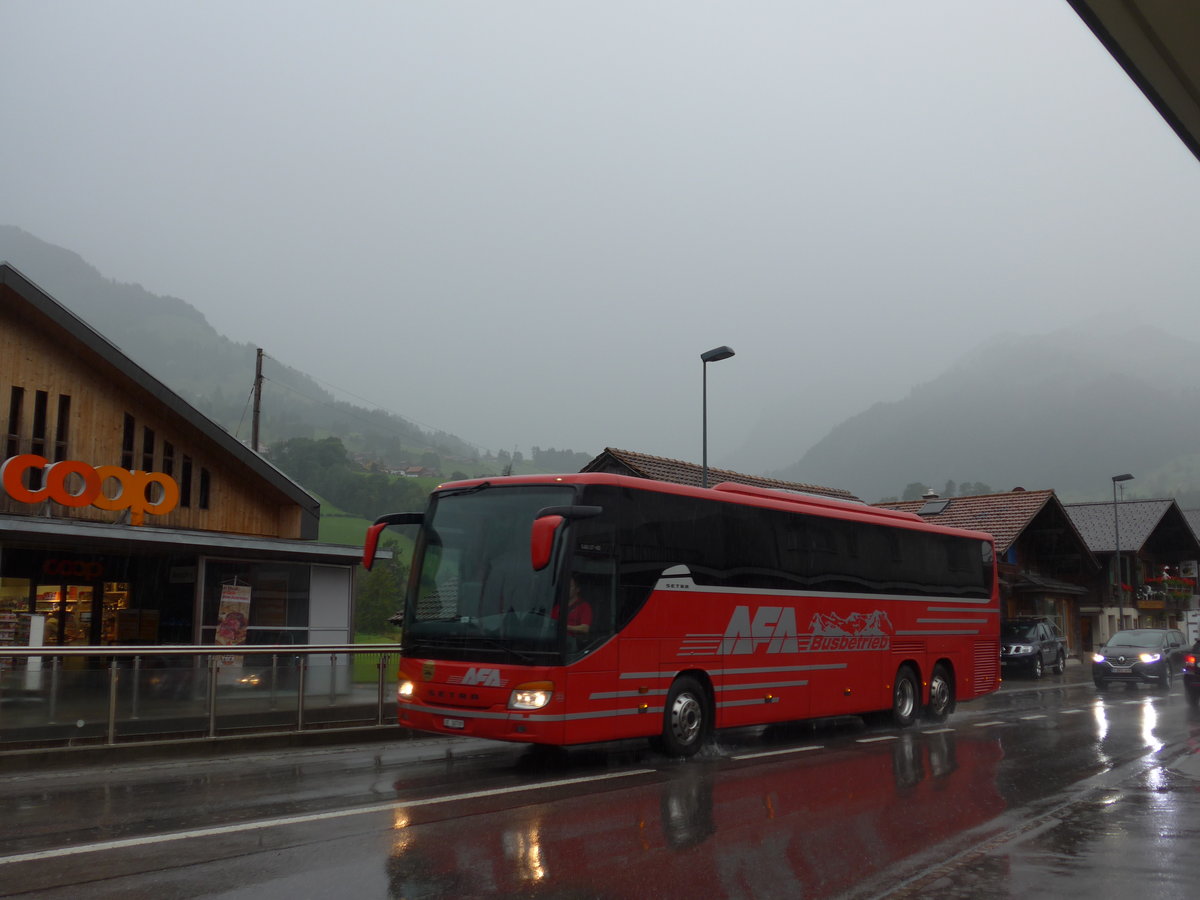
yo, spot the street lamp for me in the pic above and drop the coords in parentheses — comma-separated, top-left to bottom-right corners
(700, 345, 735, 488)
(1112, 473, 1134, 629)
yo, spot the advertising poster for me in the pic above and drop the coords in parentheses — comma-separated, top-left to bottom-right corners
(216, 582, 251, 666)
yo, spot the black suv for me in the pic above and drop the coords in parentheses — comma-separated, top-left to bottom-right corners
(1000, 617, 1067, 678)
(1092, 628, 1186, 690)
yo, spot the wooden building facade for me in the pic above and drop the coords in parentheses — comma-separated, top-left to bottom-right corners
(0, 263, 360, 652)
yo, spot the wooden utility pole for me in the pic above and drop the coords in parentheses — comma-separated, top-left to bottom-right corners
(252, 348, 264, 452)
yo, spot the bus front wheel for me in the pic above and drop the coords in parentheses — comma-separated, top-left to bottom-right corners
(891, 665, 919, 728)
(658, 676, 709, 757)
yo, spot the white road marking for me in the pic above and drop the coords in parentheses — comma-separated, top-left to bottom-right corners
(733, 745, 823, 760)
(856, 735, 899, 743)
(0, 769, 656, 866)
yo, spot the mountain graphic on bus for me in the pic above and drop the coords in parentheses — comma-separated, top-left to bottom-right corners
(809, 610, 893, 636)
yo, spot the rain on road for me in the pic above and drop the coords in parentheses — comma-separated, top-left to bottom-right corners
(3, 671, 1200, 898)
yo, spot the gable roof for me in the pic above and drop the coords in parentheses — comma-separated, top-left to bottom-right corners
(1186, 510, 1200, 541)
(0, 262, 321, 538)
(581, 448, 859, 502)
(1064, 498, 1192, 554)
(876, 489, 1089, 557)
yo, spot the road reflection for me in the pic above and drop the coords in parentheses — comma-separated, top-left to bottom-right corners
(384, 731, 1005, 899)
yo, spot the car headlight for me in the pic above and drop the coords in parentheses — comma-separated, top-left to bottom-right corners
(1092, 653, 1106, 664)
(1139, 653, 1162, 664)
(509, 681, 554, 710)
(1010, 645, 1033, 654)
(397, 680, 415, 699)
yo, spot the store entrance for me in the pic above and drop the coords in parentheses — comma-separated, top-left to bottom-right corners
(35, 579, 132, 645)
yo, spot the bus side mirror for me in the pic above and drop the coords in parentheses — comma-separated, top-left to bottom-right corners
(362, 512, 423, 570)
(531, 515, 564, 571)
(363, 522, 388, 570)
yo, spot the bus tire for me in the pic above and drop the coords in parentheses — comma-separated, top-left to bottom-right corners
(659, 676, 708, 757)
(891, 665, 919, 728)
(925, 663, 955, 722)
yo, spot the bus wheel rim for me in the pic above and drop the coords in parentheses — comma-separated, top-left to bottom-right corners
(896, 680, 915, 718)
(671, 693, 702, 745)
(929, 677, 949, 714)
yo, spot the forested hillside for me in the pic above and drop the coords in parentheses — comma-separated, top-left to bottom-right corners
(0, 226, 520, 476)
(774, 323, 1200, 506)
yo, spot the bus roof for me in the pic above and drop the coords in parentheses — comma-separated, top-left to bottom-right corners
(432, 473, 993, 543)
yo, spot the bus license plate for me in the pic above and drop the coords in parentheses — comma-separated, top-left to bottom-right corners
(443, 717, 465, 730)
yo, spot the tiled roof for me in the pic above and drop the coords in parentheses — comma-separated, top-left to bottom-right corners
(1064, 499, 1177, 553)
(581, 448, 859, 502)
(876, 489, 1059, 554)
(1186, 510, 1200, 542)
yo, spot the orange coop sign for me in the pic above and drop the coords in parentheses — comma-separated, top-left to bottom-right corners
(0, 454, 180, 525)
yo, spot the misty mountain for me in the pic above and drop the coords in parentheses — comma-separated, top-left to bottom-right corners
(774, 323, 1200, 505)
(0, 226, 480, 465)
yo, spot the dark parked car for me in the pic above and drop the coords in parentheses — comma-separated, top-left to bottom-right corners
(1001, 617, 1067, 678)
(1182, 641, 1200, 706)
(1092, 628, 1186, 690)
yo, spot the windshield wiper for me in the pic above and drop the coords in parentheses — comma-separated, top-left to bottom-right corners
(438, 481, 492, 498)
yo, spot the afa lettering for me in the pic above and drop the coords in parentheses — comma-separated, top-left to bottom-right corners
(720, 605, 800, 655)
(0, 454, 180, 526)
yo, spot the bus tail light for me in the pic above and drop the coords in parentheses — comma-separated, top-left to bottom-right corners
(510, 681, 555, 710)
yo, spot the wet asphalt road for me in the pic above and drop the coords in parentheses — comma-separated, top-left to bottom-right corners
(3, 662, 1200, 898)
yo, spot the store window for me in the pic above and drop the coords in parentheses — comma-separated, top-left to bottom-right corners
(200, 560, 310, 646)
(1, 577, 31, 666)
(33, 579, 133, 645)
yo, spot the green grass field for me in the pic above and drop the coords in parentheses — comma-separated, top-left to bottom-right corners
(353, 631, 402, 683)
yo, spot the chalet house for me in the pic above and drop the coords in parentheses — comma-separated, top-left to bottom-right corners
(0, 263, 361, 654)
(877, 489, 1099, 656)
(1064, 499, 1200, 643)
(581, 448, 860, 501)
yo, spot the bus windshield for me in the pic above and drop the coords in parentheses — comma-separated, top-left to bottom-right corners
(403, 484, 576, 663)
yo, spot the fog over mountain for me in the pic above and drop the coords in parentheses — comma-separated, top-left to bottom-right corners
(773, 323, 1200, 504)
(5, 4, 1200, 477)
(0, 226, 480, 464)
(6, 224, 1200, 507)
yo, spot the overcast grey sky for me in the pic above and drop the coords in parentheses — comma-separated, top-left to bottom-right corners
(3, 2, 1199, 473)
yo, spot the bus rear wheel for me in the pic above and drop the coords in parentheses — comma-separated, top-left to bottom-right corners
(891, 665, 919, 728)
(658, 676, 708, 757)
(925, 663, 955, 722)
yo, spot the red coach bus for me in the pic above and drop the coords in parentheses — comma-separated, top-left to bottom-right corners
(363, 473, 1000, 756)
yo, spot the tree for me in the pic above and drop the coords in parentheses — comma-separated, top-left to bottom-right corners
(943, 480, 957, 498)
(901, 482, 931, 501)
(958, 481, 994, 496)
(355, 552, 408, 635)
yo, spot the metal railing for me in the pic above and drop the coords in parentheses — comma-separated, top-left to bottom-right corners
(0, 644, 402, 751)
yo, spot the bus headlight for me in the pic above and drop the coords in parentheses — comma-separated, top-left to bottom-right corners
(398, 680, 415, 700)
(509, 682, 554, 710)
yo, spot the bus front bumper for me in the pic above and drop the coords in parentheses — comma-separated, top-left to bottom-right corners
(398, 699, 566, 745)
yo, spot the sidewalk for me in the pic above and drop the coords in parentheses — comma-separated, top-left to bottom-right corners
(998, 655, 1093, 693)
